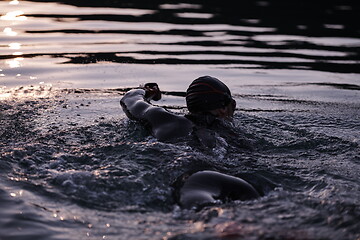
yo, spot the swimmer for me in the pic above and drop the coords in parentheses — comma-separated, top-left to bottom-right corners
(120, 76, 263, 209)
(120, 76, 242, 148)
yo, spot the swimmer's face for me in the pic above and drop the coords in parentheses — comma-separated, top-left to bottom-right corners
(210, 98, 236, 119)
(229, 98, 236, 117)
(225, 98, 236, 118)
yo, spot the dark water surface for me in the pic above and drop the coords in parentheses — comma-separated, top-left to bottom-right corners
(1, 0, 360, 239)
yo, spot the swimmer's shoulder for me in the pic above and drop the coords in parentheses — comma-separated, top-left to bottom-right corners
(147, 108, 194, 141)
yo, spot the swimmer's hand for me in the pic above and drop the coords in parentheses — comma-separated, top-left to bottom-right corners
(143, 83, 162, 101)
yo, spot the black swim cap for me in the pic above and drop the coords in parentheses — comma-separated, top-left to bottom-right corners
(186, 76, 232, 113)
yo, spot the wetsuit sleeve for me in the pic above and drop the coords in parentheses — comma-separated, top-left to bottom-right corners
(120, 89, 151, 120)
(179, 171, 260, 209)
(120, 89, 193, 141)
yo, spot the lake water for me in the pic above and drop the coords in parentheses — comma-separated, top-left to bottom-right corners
(0, 0, 359, 239)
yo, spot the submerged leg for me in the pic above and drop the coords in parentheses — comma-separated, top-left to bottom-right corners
(179, 170, 260, 209)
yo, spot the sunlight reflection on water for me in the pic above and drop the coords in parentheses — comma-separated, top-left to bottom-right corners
(1, 0, 359, 92)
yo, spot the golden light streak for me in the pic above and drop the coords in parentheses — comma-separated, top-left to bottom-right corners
(1, 10, 27, 21)
(9, 0, 20, 5)
(9, 190, 23, 197)
(9, 42, 21, 49)
(3, 27, 18, 36)
(6, 57, 24, 68)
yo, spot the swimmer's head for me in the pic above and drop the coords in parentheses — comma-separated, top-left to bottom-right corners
(186, 76, 236, 117)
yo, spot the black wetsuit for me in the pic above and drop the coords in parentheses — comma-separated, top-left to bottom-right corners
(120, 89, 261, 209)
(179, 170, 260, 209)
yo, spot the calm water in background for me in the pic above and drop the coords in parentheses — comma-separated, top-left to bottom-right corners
(0, 0, 359, 239)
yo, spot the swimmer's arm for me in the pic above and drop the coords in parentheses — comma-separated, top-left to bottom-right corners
(120, 89, 193, 140)
(120, 89, 152, 120)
